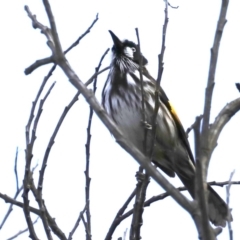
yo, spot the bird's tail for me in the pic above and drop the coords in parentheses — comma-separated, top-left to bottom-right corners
(178, 175, 232, 227)
(207, 185, 232, 227)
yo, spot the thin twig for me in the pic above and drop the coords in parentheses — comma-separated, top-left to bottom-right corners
(130, 173, 150, 240)
(209, 97, 240, 157)
(195, 1, 230, 239)
(23, 82, 55, 240)
(0, 164, 38, 230)
(14, 147, 19, 191)
(129, 29, 150, 240)
(135, 28, 147, 132)
(38, 91, 79, 191)
(81, 215, 91, 240)
(226, 170, 235, 240)
(150, 0, 169, 160)
(68, 205, 87, 240)
(201, 0, 229, 135)
(84, 48, 109, 238)
(156, 1, 169, 84)
(6, 218, 39, 240)
(105, 188, 136, 240)
(2, 180, 237, 219)
(186, 115, 203, 158)
(167, 1, 179, 9)
(38, 65, 110, 194)
(26, 66, 56, 144)
(24, 7, 99, 75)
(123, 229, 128, 240)
(64, 14, 98, 54)
(0, 186, 23, 230)
(31, 181, 66, 240)
(0, 191, 67, 240)
(118, 180, 239, 223)
(135, 28, 149, 157)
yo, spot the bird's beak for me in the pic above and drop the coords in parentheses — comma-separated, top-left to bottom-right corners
(109, 30, 123, 50)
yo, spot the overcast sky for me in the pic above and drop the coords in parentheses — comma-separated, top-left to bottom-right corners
(0, 0, 240, 239)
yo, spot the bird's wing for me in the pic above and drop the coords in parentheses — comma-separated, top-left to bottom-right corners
(142, 69, 195, 166)
(158, 85, 195, 165)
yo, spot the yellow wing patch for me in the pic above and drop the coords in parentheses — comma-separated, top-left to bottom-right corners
(169, 101, 181, 124)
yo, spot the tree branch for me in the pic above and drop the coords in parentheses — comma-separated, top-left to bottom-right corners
(84, 48, 109, 239)
(23, 81, 55, 240)
(195, 1, 230, 239)
(68, 205, 87, 240)
(105, 188, 136, 240)
(24, 7, 99, 75)
(202, 0, 229, 134)
(226, 170, 235, 240)
(209, 97, 240, 156)
(6, 218, 39, 240)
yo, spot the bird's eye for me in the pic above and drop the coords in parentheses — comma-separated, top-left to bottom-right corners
(132, 47, 136, 52)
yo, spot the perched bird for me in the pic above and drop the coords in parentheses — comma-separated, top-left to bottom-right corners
(102, 30, 232, 227)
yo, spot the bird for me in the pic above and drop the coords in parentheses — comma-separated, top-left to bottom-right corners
(102, 30, 232, 227)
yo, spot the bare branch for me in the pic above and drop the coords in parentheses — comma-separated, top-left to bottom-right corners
(81, 215, 91, 240)
(85, 66, 110, 86)
(150, 1, 169, 159)
(130, 173, 150, 240)
(118, 181, 240, 223)
(209, 97, 240, 155)
(135, 28, 147, 132)
(42, 0, 63, 59)
(0, 191, 67, 240)
(6, 218, 39, 240)
(0, 192, 40, 215)
(14, 147, 19, 191)
(38, 91, 79, 191)
(68, 205, 87, 240)
(24, 7, 99, 75)
(156, 0, 169, 84)
(24, 6, 53, 43)
(2, 180, 237, 220)
(31, 181, 67, 240)
(167, 1, 179, 9)
(26, 66, 56, 144)
(64, 14, 99, 54)
(105, 189, 136, 240)
(0, 163, 38, 230)
(38, 53, 109, 195)
(128, 28, 150, 240)
(84, 48, 109, 237)
(226, 170, 235, 240)
(0, 185, 23, 230)
(195, 160, 215, 240)
(202, 0, 229, 134)
(186, 115, 203, 158)
(195, 1, 230, 239)
(25, 57, 55, 75)
(23, 82, 55, 240)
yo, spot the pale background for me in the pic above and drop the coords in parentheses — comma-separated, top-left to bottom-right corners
(0, 0, 239, 239)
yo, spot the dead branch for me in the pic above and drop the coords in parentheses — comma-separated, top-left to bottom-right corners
(84, 48, 109, 238)
(6, 218, 39, 240)
(24, 10, 99, 75)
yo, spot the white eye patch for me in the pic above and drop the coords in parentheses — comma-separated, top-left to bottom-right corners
(124, 46, 135, 58)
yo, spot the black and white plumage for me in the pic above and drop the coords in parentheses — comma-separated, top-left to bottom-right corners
(102, 30, 232, 227)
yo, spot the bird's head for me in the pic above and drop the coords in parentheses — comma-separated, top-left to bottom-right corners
(109, 30, 148, 73)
